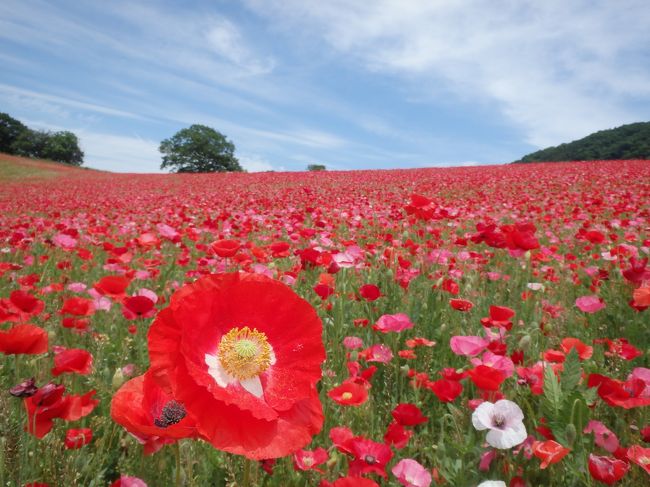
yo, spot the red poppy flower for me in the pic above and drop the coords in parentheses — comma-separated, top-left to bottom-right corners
(23, 384, 97, 438)
(481, 305, 515, 330)
(450, 299, 473, 312)
(328, 381, 369, 406)
(8, 290, 44, 321)
(588, 374, 650, 409)
(468, 365, 507, 391)
(51, 347, 93, 376)
(94, 275, 131, 299)
(532, 440, 571, 469)
(626, 445, 650, 475)
(332, 477, 379, 487)
(391, 403, 428, 426)
(210, 239, 240, 258)
(347, 437, 394, 478)
(147, 272, 325, 459)
(384, 420, 412, 449)
(428, 379, 463, 402)
(588, 454, 629, 484)
(60, 297, 95, 316)
(330, 426, 355, 455)
(0, 324, 48, 355)
(64, 428, 93, 449)
(111, 372, 198, 455)
(122, 296, 156, 320)
(359, 284, 381, 301)
(293, 447, 328, 472)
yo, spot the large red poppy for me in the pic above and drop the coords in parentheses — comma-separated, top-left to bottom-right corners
(147, 272, 325, 459)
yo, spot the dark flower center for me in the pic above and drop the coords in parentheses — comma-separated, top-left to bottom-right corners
(154, 400, 186, 428)
(492, 414, 506, 428)
(364, 455, 376, 464)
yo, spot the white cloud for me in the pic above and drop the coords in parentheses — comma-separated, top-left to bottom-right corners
(206, 19, 275, 74)
(239, 154, 282, 172)
(245, 0, 650, 147)
(79, 132, 161, 173)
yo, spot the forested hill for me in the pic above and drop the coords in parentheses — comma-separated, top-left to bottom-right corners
(515, 121, 650, 163)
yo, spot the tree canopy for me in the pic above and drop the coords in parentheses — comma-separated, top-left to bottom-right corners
(159, 125, 243, 173)
(0, 112, 84, 166)
(515, 121, 650, 163)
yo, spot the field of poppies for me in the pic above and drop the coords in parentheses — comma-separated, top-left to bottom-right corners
(0, 158, 649, 487)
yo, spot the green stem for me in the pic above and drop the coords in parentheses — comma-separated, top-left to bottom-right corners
(174, 441, 182, 487)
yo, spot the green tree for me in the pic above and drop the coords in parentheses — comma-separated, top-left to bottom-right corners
(307, 164, 326, 171)
(159, 125, 242, 173)
(0, 112, 29, 154)
(42, 131, 84, 165)
(11, 129, 50, 158)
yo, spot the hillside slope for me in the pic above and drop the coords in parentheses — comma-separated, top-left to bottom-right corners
(515, 121, 650, 163)
(0, 152, 99, 181)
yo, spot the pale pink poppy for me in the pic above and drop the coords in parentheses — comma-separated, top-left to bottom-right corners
(575, 295, 605, 313)
(392, 458, 432, 487)
(450, 336, 489, 356)
(472, 399, 527, 449)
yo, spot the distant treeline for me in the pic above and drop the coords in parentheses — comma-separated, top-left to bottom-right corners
(515, 121, 650, 163)
(0, 112, 84, 166)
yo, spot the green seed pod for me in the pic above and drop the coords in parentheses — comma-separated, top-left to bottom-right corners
(518, 335, 531, 351)
(112, 368, 125, 389)
(565, 423, 577, 446)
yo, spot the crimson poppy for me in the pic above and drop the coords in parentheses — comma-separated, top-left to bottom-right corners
(468, 365, 507, 391)
(359, 284, 381, 301)
(94, 275, 131, 299)
(147, 272, 325, 459)
(210, 239, 240, 258)
(293, 447, 328, 472)
(328, 381, 369, 406)
(588, 454, 629, 484)
(111, 372, 198, 455)
(0, 324, 48, 355)
(51, 347, 93, 376)
(347, 437, 393, 478)
(384, 420, 412, 449)
(450, 299, 473, 312)
(64, 428, 93, 449)
(391, 403, 427, 426)
(532, 440, 570, 469)
(428, 379, 463, 402)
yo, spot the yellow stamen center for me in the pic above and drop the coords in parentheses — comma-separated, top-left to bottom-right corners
(218, 327, 271, 380)
(341, 392, 353, 400)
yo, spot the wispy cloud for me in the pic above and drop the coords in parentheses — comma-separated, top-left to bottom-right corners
(244, 0, 650, 147)
(0, 84, 147, 120)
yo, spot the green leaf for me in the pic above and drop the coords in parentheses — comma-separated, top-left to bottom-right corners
(542, 365, 563, 422)
(561, 348, 582, 394)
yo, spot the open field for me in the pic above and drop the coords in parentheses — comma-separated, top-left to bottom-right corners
(0, 159, 649, 486)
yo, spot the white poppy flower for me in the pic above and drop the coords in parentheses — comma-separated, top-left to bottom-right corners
(472, 399, 527, 449)
(477, 482, 507, 487)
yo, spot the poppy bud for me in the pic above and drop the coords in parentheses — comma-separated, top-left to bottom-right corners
(112, 368, 125, 389)
(565, 424, 576, 446)
(518, 335, 531, 351)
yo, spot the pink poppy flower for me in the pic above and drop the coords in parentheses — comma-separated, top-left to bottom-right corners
(373, 313, 414, 333)
(392, 458, 432, 487)
(450, 336, 489, 356)
(575, 295, 605, 313)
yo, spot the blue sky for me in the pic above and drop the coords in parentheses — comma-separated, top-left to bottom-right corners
(1, 0, 649, 173)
